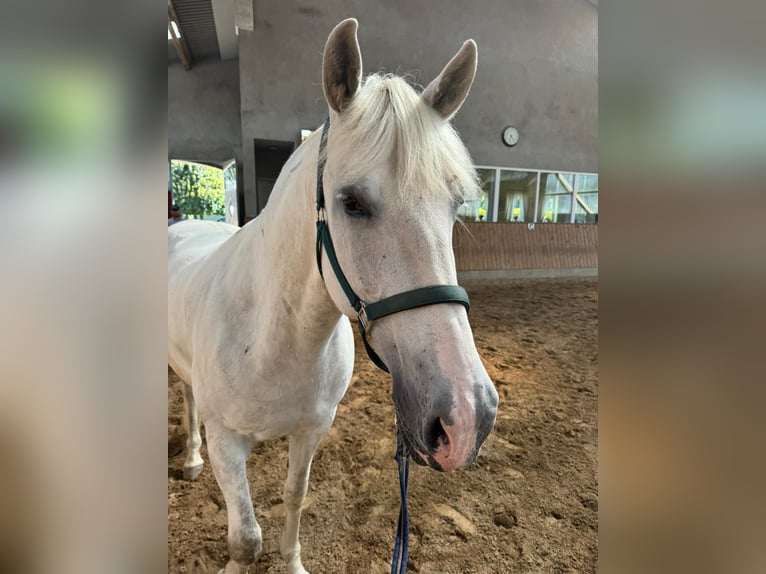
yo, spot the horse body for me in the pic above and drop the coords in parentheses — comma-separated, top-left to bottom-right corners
(169, 141, 353, 437)
(169, 134, 354, 574)
(168, 19, 498, 574)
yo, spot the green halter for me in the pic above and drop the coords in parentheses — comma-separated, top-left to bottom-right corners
(314, 118, 470, 373)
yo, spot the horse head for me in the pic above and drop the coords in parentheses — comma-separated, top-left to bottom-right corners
(318, 19, 498, 472)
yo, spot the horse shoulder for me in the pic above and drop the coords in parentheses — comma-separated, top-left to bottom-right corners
(168, 221, 240, 374)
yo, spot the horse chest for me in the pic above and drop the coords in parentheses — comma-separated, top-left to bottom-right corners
(198, 321, 354, 437)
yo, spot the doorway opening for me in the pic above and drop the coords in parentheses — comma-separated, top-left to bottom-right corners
(254, 139, 294, 216)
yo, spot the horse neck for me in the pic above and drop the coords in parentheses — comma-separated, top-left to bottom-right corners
(246, 135, 342, 338)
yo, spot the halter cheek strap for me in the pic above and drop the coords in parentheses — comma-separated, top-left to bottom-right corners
(314, 117, 470, 373)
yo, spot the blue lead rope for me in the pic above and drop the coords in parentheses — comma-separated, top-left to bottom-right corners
(391, 432, 410, 574)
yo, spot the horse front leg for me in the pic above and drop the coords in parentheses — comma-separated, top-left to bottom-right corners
(281, 428, 326, 574)
(205, 420, 260, 574)
(181, 383, 204, 479)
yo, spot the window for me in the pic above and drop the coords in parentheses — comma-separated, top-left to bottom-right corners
(223, 162, 237, 188)
(469, 166, 598, 224)
(574, 174, 598, 224)
(497, 170, 538, 222)
(538, 173, 574, 223)
(459, 168, 494, 222)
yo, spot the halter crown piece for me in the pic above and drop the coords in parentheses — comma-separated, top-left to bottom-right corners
(314, 118, 471, 573)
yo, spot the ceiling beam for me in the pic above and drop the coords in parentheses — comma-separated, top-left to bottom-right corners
(168, 0, 192, 70)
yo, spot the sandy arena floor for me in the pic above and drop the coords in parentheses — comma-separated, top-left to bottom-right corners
(168, 278, 598, 573)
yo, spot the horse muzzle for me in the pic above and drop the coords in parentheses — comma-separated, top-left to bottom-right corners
(394, 372, 498, 472)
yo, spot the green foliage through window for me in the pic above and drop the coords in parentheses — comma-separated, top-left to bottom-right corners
(170, 160, 225, 219)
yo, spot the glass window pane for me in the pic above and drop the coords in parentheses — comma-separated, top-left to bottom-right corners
(224, 163, 236, 187)
(575, 174, 598, 192)
(459, 168, 494, 222)
(538, 172, 575, 223)
(497, 170, 538, 222)
(574, 192, 598, 223)
(574, 174, 598, 224)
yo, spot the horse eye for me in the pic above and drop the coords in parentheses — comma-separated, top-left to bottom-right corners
(341, 194, 368, 217)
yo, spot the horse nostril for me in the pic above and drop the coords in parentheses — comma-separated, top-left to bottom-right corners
(424, 417, 450, 452)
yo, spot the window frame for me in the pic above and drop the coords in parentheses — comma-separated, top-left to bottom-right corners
(474, 165, 598, 224)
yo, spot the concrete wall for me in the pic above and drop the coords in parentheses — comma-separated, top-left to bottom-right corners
(168, 59, 242, 164)
(453, 222, 598, 271)
(238, 0, 597, 216)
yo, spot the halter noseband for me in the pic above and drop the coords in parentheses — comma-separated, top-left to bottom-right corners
(314, 117, 471, 373)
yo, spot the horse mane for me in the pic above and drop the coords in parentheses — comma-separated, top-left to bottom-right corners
(325, 73, 481, 203)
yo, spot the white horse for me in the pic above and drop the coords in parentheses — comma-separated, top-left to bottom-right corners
(168, 18, 498, 574)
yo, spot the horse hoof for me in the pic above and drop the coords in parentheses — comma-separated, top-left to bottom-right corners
(218, 562, 251, 574)
(183, 463, 204, 480)
(286, 560, 309, 574)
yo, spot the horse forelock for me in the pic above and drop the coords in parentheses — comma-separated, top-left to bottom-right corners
(326, 73, 481, 203)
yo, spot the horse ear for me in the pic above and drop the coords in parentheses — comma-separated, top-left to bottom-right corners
(422, 40, 478, 120)
(322, 18, 363, 113)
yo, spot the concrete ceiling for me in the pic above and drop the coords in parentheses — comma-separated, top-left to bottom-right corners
(169, 0, 592, 65)
(212, 0, 238, 60)
(169, 0, 239, 65)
